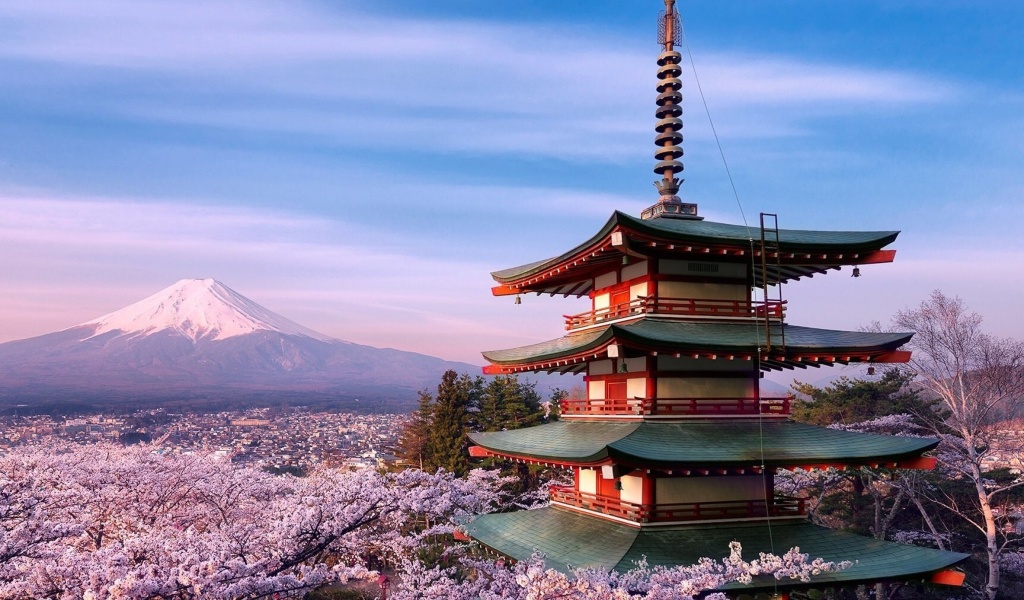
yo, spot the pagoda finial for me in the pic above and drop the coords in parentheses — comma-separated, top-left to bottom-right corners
(642, 0, 701, 220)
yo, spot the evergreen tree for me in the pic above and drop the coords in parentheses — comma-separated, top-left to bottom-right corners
(547, 388, 566, 422)
(425, 370, 477, 476)
(397, 390, 434, 470)
(477, 375, 544, 432)
(791, 368, 937, 426)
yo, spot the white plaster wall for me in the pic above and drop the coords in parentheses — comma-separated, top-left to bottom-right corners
(594, 292, 610, 311)
(588, 380, 606, 400)
(621, 260, 648, 281)
(657, 377, 753, 398)
(626, 377, 647, 399)
(589, 360, 614, 376)
(579, 469, 597, 495)
(623, 357, 647, 373)
(657, 281, 747, 301)
(620, 475, 644, 504)
(595, 272, 617, 290)
(629, 282, 649, 301)
(656, 475, 764, 504)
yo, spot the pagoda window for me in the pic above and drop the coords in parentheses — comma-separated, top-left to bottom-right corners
(659, 259, 745, 280)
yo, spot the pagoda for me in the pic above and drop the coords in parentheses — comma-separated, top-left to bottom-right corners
(463, 1, 969, 597)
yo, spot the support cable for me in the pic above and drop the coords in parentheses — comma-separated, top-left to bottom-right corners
(680, 16, 779, 587)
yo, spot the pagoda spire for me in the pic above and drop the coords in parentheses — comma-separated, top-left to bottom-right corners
(642, 0, 701, 220)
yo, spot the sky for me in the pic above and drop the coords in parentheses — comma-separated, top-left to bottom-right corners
(1, 0, 1023, 380)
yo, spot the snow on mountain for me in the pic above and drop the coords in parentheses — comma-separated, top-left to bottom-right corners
(81, 278, 335, 343)
(0, 278, 505, 409)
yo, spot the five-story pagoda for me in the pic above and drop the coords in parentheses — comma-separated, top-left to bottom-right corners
(464, 1, 968, 596)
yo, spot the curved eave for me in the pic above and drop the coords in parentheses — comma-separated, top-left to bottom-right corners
(468, 420, 938, 470)
(490, 211, 900, 296)
(481, 320, 913, 374)
(466, 508, 969, 590)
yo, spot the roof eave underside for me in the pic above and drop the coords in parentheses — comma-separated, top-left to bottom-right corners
(481, 321, 913, 374)
(467, 421, 938, 468)
(490, 211, 900, 294)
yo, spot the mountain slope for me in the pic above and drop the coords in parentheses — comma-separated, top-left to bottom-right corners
(0, 279, 483, 410)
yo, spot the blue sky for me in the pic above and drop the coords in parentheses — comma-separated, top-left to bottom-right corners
(1, 0, 1022, 372)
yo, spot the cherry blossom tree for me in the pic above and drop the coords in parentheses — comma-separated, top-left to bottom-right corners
(895, 291, 1024, 600)
(393, 542, 850, 600)
(0, 443, 515, 599)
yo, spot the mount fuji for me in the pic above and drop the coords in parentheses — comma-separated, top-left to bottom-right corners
(0, 279, 482, 412)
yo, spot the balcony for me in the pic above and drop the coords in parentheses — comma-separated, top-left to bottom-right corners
(559, 396, 791, 418)
(549, 486, 807, 524)
(564, 295, 785, 330)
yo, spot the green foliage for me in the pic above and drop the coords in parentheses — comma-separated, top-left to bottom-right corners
(425, 370, 479, 477)
(395, 372, 554, 482)
(396, 390, 434, 469)
(791, 368, 936, 426)
(476, 376, 544, 432)
(547, 388, 566, 422)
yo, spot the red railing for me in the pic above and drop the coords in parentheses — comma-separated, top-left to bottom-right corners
(549, 486, 806, 524)
(564, 295, 786, 330)
(559, 396, 791, 417)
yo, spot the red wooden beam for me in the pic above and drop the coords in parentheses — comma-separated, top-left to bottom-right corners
(491, 284, 520, 297)
(898, 456, 938, 470)
(874, 350, 912, 363)
(858, 249, 898, 265)
(930, 570, 966, 586)
(468, 445, 491, 458)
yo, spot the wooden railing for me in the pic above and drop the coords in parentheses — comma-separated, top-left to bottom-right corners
(549, 486, 806, 524)
(564, 295, 786, 330)
(559, 396, 791, 417)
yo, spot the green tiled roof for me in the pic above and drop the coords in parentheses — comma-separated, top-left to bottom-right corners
(492, 211, 899, 283)
(481, 319, 912, 366)
(466, 507, 968, 591)
(468, 420, 937, 467)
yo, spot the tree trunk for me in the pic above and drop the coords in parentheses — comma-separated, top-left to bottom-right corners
(972, 461, 1001, 600)
(909, 494, 947, 551)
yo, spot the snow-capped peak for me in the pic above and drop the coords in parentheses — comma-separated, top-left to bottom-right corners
(81, 278, 335, 342)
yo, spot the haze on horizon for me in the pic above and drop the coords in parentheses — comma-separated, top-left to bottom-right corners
(1, 0, 1022, 370)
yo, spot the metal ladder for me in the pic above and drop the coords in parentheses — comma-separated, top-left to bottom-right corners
(759, 213, 785, 352)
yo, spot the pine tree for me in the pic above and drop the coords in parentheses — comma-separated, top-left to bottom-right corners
(424, 370, 477, 476)
(397, 390, 434, 470)
(477, 375, 544, 432)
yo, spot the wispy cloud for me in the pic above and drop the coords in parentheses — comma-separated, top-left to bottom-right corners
(0, 188, 584, 362)
(0, 0, 959, 165)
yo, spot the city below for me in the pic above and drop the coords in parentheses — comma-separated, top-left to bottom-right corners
(0, 408, 407, 474)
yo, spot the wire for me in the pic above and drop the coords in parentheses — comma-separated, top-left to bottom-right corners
(680, 16, 779, 584)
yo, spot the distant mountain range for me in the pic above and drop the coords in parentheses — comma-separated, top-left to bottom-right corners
(0, 279, 488, 414)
